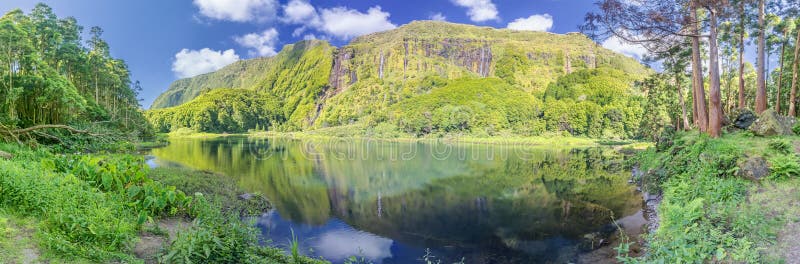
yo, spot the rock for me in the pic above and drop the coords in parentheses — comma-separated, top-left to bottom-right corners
(737, 156, 769, 182)
(0, 150, 11, 160)
(238, 193, 254, 200)
(731, 109, 757, 129)
(750, 109, 796, 136)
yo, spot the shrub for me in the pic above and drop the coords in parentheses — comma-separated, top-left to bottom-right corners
(768, 154, 800, 181)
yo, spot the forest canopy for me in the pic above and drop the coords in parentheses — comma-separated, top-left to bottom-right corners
(0, 4, 152, 140)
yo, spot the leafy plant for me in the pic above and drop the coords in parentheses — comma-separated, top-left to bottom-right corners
(768, 139, 792, 154)
(768, 154, 800, 180)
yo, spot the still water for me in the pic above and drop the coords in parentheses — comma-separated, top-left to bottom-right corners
(149, 137, 642, 263)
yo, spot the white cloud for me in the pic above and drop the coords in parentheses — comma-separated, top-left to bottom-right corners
(282, 0, 320, 25)
(450, 0, 498, 22)
(318, 6, 396, 40)
(507, 14, 553, 32)
(281, 2, 396, 40)
(172, 48, 240, 78)
(430, 12, 447, 21)
(235, 28, 280, 57)
(601, 35, 648, 60)
(193, 0, 278, 22)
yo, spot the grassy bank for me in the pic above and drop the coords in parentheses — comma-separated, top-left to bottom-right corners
(629, 132, 800, 263)
(0, 142, 327, 263)
(165, 126, 647, 149)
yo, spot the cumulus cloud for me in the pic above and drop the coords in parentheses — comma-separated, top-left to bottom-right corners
(193, 0, 278, 22)
(172, 48, 240, 78)
(318, 6, 396, 39)
(507, 14, 553, 32)
(282, 0, 320, 25)
(450, 0, 498, 22)
(281, 2, 396, 40)
(235, 28, 280, 57)
(430, 12, 447, 21)
(601, 35, 648, 60)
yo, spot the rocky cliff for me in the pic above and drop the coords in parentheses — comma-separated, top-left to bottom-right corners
(151, 21, 649, 130)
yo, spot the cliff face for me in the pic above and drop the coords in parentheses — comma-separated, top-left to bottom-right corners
(151, 21, 649, 130)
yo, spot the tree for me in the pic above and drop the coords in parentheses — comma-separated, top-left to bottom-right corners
(755, 0, 767, 113)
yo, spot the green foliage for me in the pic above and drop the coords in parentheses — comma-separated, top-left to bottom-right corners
(146, 89, 284, 133)
(768, 154, 800, 180)
(53, 155, 188, 221)
(389, 78, 540, 136)
(162, 194, 327, 264)
(634, 133, 800, 263)
(0, 5, 152, 137)
(768, 138, 792, 154)
(149, 21, 650, 139)
(542, 68, 644, 139)
(0, 147, 138, 261)
(148, 166, 270, 215)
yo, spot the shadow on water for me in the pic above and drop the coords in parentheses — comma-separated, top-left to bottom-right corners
(150, 137, 642, 263)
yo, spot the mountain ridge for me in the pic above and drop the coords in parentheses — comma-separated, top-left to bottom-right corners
(148, 20, 650, 137)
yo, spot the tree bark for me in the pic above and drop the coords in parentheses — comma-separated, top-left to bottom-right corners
(691, 5, 709, 132)
(738, 0, 746, 109)
(789, 28, 800, 117)
(776, 27, 788, 113)
(755, 0, 767, 113)
(708, 7, 723, 138)
(676, 72, 690, 130)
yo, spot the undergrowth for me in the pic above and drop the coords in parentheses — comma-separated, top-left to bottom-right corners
(626, 132, 800, 263)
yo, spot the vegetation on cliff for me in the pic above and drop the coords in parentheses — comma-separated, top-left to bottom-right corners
(148, 21, 650, 139)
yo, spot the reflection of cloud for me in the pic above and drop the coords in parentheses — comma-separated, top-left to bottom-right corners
(314, 230, 393, 261)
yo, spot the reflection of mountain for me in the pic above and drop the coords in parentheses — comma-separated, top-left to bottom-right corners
(151, 138, 640, 263)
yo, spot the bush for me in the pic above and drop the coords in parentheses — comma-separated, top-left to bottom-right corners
(768, 154, 800, 181)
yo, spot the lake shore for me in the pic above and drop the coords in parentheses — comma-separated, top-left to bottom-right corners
(164, 130, 653, 150)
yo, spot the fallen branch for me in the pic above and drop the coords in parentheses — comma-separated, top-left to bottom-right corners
(0, 150, 11, 160)
(8, 125, 104, 137)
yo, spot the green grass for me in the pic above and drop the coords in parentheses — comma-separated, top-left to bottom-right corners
(148, 166, 271, 216)
(629, 132, 800, 263)
(0, 142, 328, 263)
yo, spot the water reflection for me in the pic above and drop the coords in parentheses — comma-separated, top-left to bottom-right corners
(150, 137, 641, 263)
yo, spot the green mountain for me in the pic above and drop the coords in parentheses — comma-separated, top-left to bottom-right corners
(148, 21, 650, 138)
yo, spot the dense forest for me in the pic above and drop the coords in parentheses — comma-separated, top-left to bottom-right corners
(584, 1, 800, 263)
(0, 4, 152, 144)
(584, 0, 800, 138)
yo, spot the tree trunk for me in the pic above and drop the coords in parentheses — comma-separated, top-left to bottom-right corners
(691, 5, 709, 132)
(777, 27, 788, 114)
(738, 0, 746, 109)
(676, 72, 690, 130)
(755, 0, 767, 113)
(790, 28, 800, 117)
(708, 7, 723, 138)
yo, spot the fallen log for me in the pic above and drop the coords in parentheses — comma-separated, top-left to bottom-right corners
(0, 150, 11, 160)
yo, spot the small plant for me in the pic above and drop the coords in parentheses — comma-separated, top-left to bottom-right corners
(793, 122, 800, 135)
(768, 154, 800, 180)
(290, 228, 300, 263)
(768, 139, 792, 154)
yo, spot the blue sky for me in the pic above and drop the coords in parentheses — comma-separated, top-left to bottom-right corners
(0, 0, 636, 108)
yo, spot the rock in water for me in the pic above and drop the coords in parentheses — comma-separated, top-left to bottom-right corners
(0, 150, 11, 160)
(737, 156, 769, 182)
(731, 109, 757, 129)
(750, 109, 796, 136)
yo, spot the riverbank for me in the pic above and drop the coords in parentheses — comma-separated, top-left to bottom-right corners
(164, 127, 652, 150)
(0, 142, 328, 263)
(631, 131, 800, 263)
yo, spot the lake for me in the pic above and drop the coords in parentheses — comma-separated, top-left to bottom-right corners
(148, 137, 643, 263)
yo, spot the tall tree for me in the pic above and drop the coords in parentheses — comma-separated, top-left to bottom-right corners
(755, 0, 767, 113)
(790, 20, 800, 116)
(583, 0, 711, 133)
